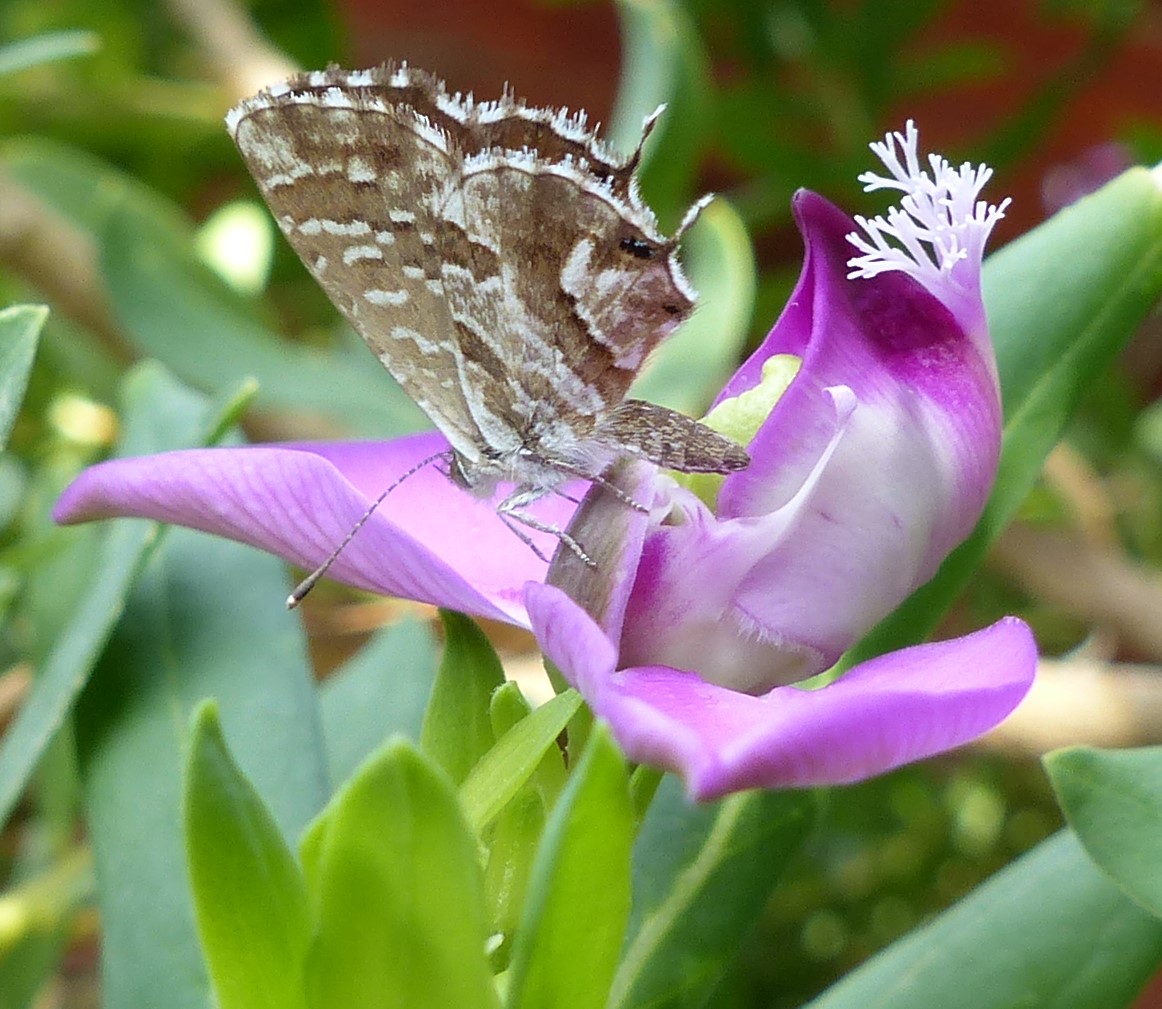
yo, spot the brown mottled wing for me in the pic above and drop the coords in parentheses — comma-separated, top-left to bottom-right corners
(446, 154, 749, 473)
(440, 153, 695, 435)
(228, 64, 748, 479)
(594, 400, 749, 472)
(227, 82, 484, 462)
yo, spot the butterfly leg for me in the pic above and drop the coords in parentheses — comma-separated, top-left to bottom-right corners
(496, 489, 595, 568)
(538, 458, 650, 514)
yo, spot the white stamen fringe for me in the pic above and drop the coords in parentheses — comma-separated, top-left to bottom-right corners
(845, 120, 1010, 291)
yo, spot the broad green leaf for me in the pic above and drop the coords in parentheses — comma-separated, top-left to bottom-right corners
(300, 739, 500, 1009)
(610, 777, 817, 1009)
(0, 362, 235, 830)
(420, 610, 506, 784)
(76, 518, 327, 1009)
(460, 688, 582, 836)
(184, 702, 311, 1009)
(1046, 745, 1162, 919)
(321, 616, 438, 787)
(805, 831, 1162, 1009)
(505, 724, 633, 1009)
(631, 199, 756, 416)
(848, 165, 1162, 663)
(0, 304, 45, 450)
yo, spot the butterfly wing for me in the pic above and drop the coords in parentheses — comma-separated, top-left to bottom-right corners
(227, 73, 485, 464)
(229, 64, 746, 481)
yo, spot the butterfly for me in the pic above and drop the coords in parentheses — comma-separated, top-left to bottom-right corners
(227, 63, 748, 589)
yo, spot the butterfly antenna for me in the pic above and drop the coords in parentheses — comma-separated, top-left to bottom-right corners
(287, 450, 449, 609)
(676, 193, 714, 240)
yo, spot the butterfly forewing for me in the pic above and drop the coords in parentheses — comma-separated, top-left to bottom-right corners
(229, 88, 485, 463)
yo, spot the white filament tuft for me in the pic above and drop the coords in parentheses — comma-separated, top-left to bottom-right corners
(846, 120, 1010, 292)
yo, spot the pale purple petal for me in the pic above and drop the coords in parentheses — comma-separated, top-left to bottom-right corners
(55, 434, 578, 625)
(613, 192, 1003, 688)
(527, 583, 1036, 801)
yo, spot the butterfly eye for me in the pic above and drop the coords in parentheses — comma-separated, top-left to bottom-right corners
(619, 236, 656, 260)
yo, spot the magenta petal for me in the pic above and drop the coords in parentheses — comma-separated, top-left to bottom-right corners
(610, 191, 1005, 686)
(527, 583, 1036, 801)
(720, 192, 1000, 559)
(55, 434, 576, 625)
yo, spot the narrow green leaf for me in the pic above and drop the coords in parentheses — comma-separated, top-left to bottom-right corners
(506, 724, 633, 1009)
(321, 616, 438, 787)
(0, 30, 100, 76)
(489, 679, 534, 736)
(420, 611, 506, 784)
(2, 139, 424, 436)
(301, 739, 500, 1009)
(481, 682, 568, 968)
(0, 362, 232, 830)
(0, 304, 45, 450)
(1046, 745, 1162, 919)
(805, 831, 1162, 1009)
(66, 366, 327, 1008)
(610, 777, 817, 1009)
(184, 702, 311, 1009)
(848, 165, 1162, 662)
(489, 681, 567, 806)
(483, 785, 545, 973)
(460, 688, 582, 836)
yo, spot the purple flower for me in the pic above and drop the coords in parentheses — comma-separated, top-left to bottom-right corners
(55, 123, 1035, 799)
(520, 123, 1032, 798)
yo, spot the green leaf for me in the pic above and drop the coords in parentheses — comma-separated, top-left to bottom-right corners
(483, 785, 545, 972)
(65, 366, 327, 1009)
(848, 166, 1162, 663)
(489, 682, 567, 808)
(300, 739, 500, 1009)
(321, 616, 438, 787)
(184, 702, 311, 1009)
(76, 517, 328, 1009)
(420, 611, 506, 784)
(481, 683, 569, 967)
(0, 304, 45, 450)
(459, 688, 582, 836)
(0, 30, 100, 76)
(0, 363, 230, 831)
(610, 777, 817, 1009)
(1046, 745, 1162, 919)
(631, 199, 756, 416)
(804, 831, 1162, 1009)
(505, 724, 633, 1009)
